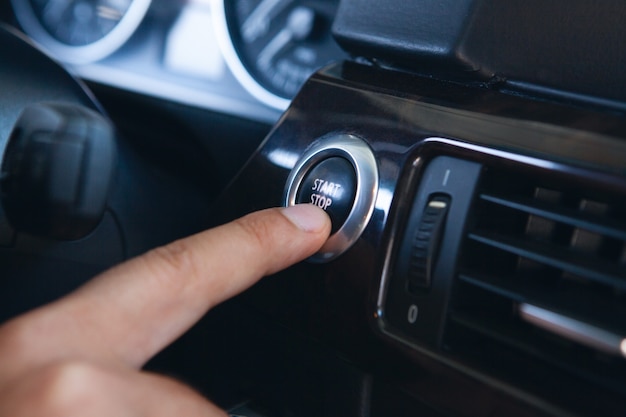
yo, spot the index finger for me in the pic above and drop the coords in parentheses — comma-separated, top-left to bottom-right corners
(0, 205, 330, 375)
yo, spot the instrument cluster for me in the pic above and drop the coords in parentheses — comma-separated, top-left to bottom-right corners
(10, 0, 345, 123)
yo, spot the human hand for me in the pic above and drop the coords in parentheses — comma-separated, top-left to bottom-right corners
(0, 205, 331, 416)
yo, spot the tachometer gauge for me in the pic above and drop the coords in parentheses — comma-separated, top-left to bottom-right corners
(12, 0, 152, 64)
(213, 0, 345, 110)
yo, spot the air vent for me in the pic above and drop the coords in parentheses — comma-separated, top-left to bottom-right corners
(445, 165, 626, 414)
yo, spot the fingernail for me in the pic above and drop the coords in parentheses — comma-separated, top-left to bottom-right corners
(282, 204, 330, 232)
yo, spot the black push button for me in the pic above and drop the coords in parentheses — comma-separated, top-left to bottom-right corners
(296, 157, 357, 233)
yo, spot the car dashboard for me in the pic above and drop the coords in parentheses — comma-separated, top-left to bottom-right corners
(1, 1, 626, 417)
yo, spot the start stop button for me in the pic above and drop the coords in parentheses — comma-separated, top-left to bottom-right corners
(296, 157, 357, 233)
(284, 134, 378, 262)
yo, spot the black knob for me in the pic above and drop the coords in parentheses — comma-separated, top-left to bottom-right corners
(0, 103, 117, 240)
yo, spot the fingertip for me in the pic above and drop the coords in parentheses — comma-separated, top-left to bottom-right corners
(281, 204, 331, 234)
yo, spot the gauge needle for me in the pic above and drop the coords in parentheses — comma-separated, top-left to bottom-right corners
(256, 7, 314, 70)
(97, 6, 122, 21)
(242, 0, 291, 43)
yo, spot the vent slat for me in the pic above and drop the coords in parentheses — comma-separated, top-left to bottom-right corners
(518, 303, 625, 357)
(468, 231, 626, 290)
(447, 307, 626, 394)
(458, 273, 626, 333)
(458, 273, 525, 301)
(480, 193, 626, 241)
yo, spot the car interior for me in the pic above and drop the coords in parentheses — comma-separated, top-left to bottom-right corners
(1, 1, 625, 416)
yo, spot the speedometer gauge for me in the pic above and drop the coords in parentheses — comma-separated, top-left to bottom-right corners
(213, 0, 345, 110)
(12, 0, 152, 64)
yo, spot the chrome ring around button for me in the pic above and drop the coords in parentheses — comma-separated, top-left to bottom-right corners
(284, 134, 379, 262)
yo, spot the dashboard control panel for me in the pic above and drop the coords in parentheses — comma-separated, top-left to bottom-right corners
(210, 60, 626, 416)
